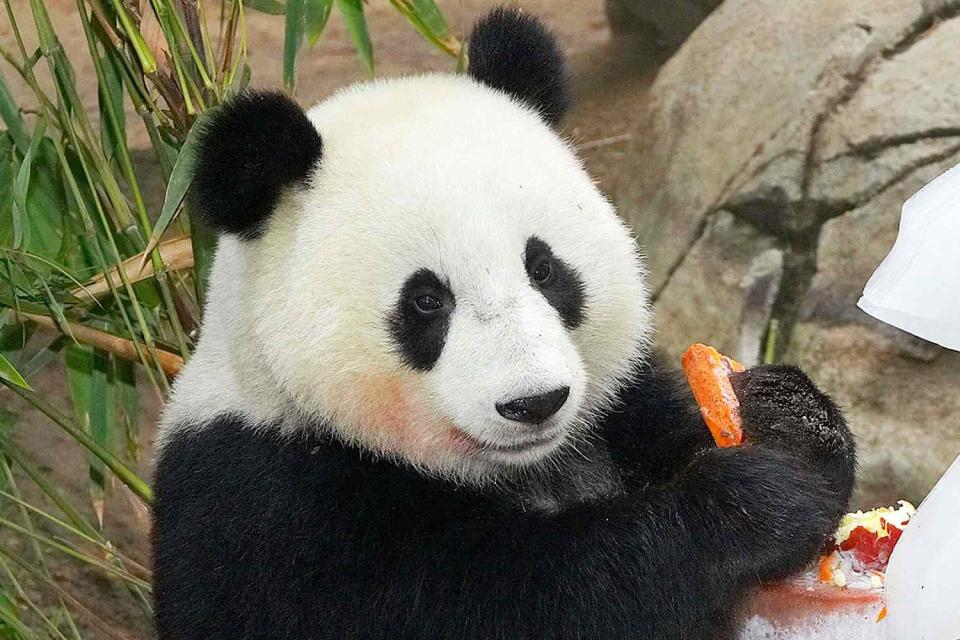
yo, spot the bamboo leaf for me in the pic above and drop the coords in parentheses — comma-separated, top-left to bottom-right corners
(305, 0, 334, 47)
(338, 0, 373, 75)
(243, 0, 286, 15)
(189, 212, 216, 306)
(65, 345, 112, 525)
(284, 0, 306, 92)
(97, 44, 127, 167)
(390, 0, 459, 56)
(138, 116, 206, 272)
(0, 354, 29, 390)
(11, 120, 48, 250)
(113, 358, 138, 461)
(0, 72, 28, 155)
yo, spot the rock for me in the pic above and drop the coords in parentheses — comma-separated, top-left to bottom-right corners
(618, 0, 949, 290)
(618, 0, 960, 504)
(653, 211, 781, 366)
(791, 159, 960, 507)
(786, 323, 960, 508)
(605, 0, 723, 46)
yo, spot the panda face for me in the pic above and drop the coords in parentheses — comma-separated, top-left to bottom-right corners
(215, 76, 652, 482)
(165, 8, 652, 483)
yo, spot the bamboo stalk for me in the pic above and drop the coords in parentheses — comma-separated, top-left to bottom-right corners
(14, 311, 183, 377)
(72, 236, 194, 300)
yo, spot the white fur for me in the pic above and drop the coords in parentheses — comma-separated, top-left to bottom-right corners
(159, 74, 652, 483)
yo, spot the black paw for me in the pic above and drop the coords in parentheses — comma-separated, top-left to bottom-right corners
(684, 446, 845, 582)
(731, 365, 856, 501)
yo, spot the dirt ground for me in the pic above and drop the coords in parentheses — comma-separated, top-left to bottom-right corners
(1, 1, 664, 637)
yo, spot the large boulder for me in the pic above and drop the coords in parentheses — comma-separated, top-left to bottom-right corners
(617, 0, 960, 506)
(606, 0, 723, 46)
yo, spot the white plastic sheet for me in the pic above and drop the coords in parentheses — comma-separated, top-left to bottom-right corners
(859, 161, 960, 638)
(857, 162, 960, 350)
(885, 455, 960, 640)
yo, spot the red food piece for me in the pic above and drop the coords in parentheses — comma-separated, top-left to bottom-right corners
(837, 522, 904, 571)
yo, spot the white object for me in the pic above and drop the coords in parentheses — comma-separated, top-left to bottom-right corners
(885, 455, 960, 639)
(858, 162, 960, 350)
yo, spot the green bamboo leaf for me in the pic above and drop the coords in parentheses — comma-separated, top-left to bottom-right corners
(0, 136, 14, 247)
(189, 210, 217, 306)
(65, 345, 111, 522)
(11, 120, 48, 250)
(284, 0, 307, 92)
(390, 0, 458, 56)
(338, 0, 374, 75)
(139, 114, 207, 272)
(243, 0, 286, 15)
(0, 72, 28, 155)
(226, 63, 252, 98)
(97, 46, 127, 166)
(305, 0, 334, 46)
(3, 131, 67, 269)
(0, 354, 29, 390)
(113, 358, 138, 461)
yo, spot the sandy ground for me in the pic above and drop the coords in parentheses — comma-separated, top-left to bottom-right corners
(1, 1, 663, 637)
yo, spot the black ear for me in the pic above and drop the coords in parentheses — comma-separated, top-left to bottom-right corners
(468, 7, 571, 127)
(191, 91, 322, 240)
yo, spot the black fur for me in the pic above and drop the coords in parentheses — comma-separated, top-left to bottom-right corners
(468, 8, 571, 127)
(389, 269, 456, 371)
(152, 355, 856, 639)
(525, 236, 586, 328)
(191, 91, 322, 240)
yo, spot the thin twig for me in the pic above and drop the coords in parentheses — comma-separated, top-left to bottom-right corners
(577, 133, 633, 150)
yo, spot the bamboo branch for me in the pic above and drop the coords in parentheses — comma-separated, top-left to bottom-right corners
(72, 235, 194, 301)
(14, 311, 183, 377)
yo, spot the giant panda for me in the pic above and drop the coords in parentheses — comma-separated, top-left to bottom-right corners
(152, 7, 856, 639)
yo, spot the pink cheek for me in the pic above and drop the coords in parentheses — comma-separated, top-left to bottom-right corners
(447, 427, 479, 455)
(358, 374, 416, 440)
(347, 373, 471, 457)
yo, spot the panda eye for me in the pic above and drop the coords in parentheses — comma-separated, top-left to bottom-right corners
(413, 294, 444, 315)
(530, 257, 554, 285)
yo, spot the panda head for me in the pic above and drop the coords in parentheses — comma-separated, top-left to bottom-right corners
(184, 8, 651, 483)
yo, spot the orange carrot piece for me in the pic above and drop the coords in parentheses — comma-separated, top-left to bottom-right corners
(819, 553, 837, 584)
(681, 343, 745, 448)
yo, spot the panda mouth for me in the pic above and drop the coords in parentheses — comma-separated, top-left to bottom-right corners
(449, 427, 564, 459)
(485, 435, 557, 453)
(477, 429, 565, 456)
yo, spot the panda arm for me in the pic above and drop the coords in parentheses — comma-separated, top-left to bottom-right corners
(388, 444, 842, 639)
(599, 356, 856, 500)
(598, 353, 714, 485)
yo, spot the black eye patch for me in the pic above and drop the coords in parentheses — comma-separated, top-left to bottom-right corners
(524, 237, 586, 329)
(388, 269, 455, 371)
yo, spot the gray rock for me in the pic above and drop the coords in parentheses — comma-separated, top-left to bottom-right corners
(619, 0, 960, 504)
(619, 0, 943, 291)
(653, 211, 781, 365)
(606, 0, 723, 46)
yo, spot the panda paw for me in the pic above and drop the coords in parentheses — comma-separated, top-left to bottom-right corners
(731, 364, 856, 498)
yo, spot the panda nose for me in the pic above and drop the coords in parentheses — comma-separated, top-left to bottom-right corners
(496, 387, 570, 424)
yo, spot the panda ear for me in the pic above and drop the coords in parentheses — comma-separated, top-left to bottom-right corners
(468, 7, 571, 128)
(191, 90, 322, 240)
